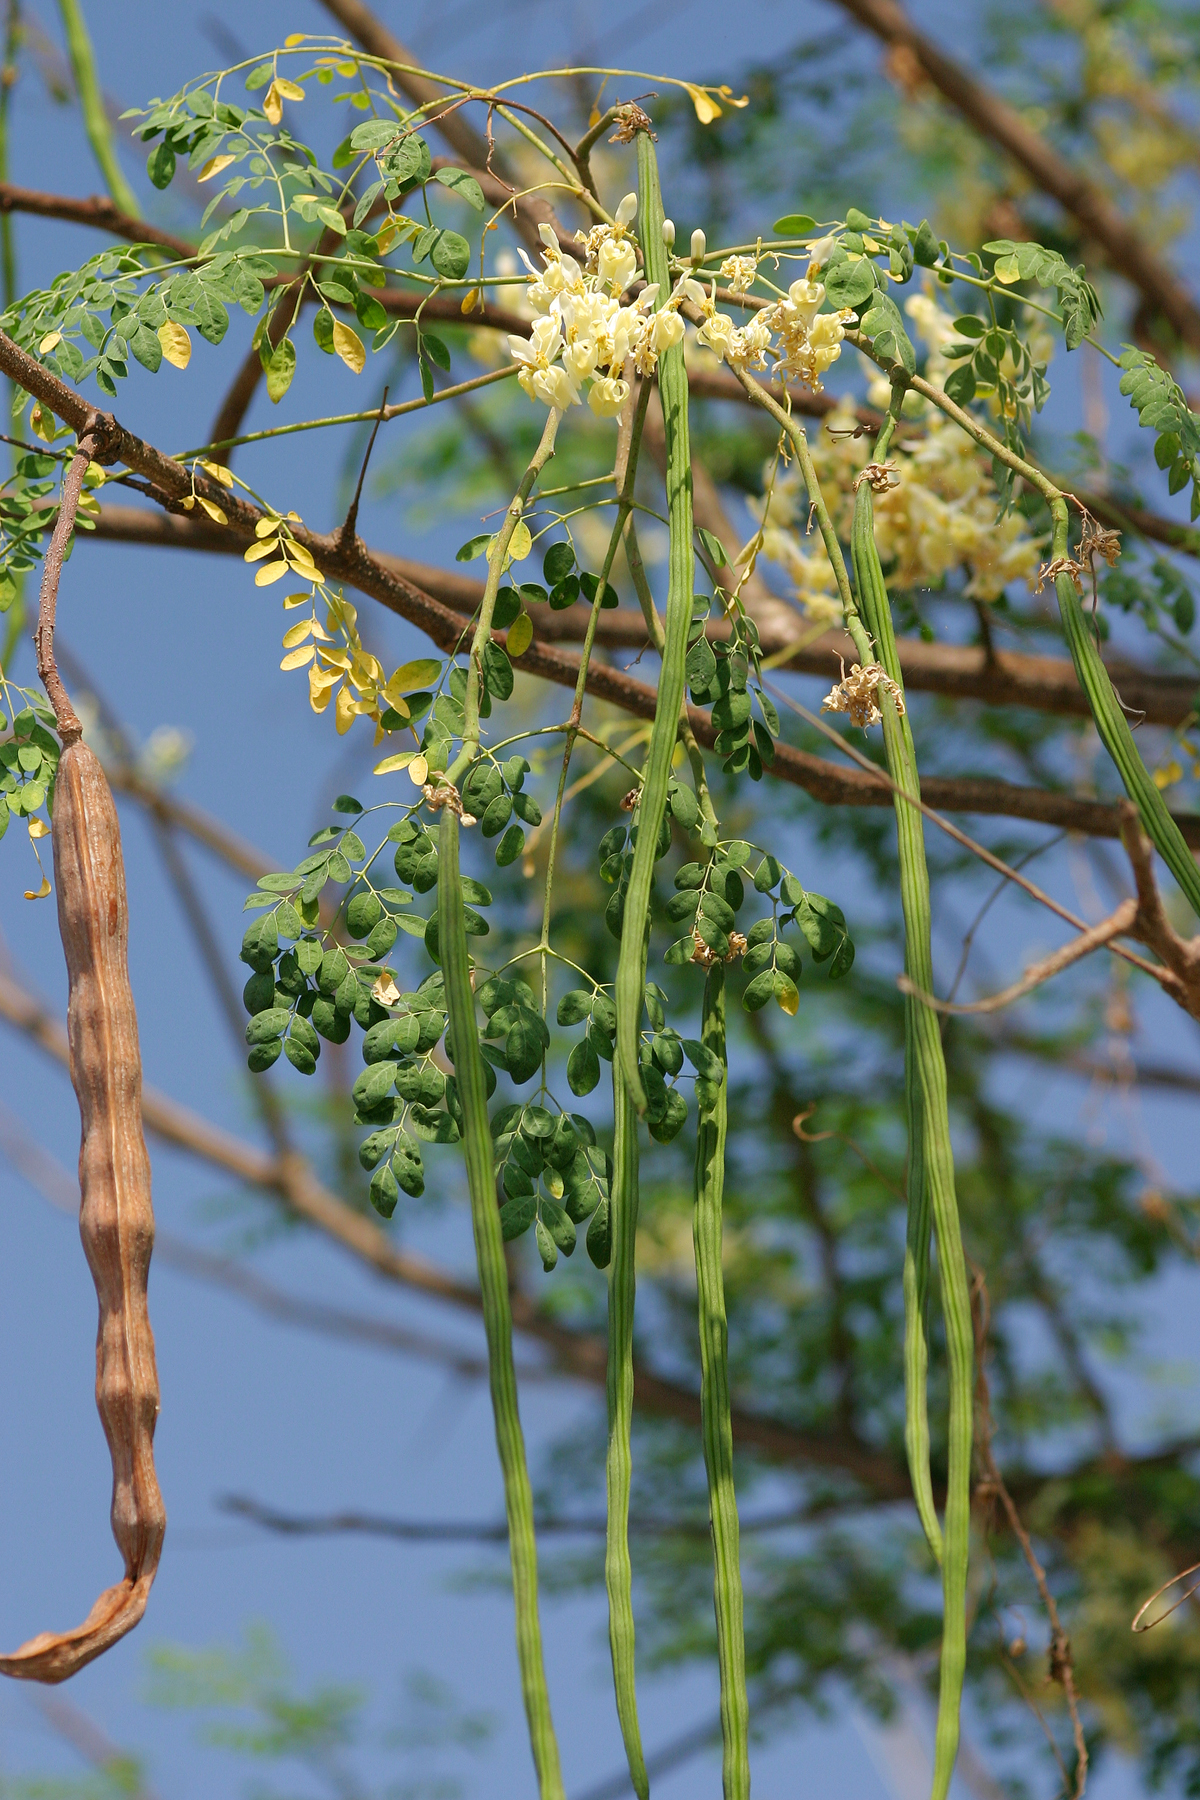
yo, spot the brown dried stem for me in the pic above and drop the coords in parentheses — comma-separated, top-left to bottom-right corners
(972, 1270, 1089, 1799)
(33, 427, 96, 743)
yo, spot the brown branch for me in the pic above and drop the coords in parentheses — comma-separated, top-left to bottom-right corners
(0, 181, 195, 259)
(84, 503, 1200, 729)
(4, 333, 1197, 847)
(835, 0, 1200, 350)
(899, 898, 1140, 1015)
(0, 965, 909, 1497)
(973, 1269, 1089, 1799)
(1118, 802, 1200, 1019)
(34, 427, 96, 742)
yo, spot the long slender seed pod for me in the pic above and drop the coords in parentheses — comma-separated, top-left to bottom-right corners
(1, 437, 164, 1681)
(605, 1067, 649, 1800)
(851, 478, 971, 1800)
(614, 129, 695, 1113)
(437, 810, 564, 1800)
(693, 965, 750, 1800)
(902, 1000, 941, 1566)
(55, 0, 140, 219)
(1049, 500, 1200, 918)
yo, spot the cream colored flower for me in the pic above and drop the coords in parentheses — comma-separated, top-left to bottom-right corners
(719, 254, 757, 293)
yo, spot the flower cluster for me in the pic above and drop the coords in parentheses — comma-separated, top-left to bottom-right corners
(748, 289, 1045, 620)
(507, 200, 691, 417)
(694, 254, 854, 389)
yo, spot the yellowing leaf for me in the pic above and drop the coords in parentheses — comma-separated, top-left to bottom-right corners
(335, 682, 357, 734)
(24, 876, 51, 899)
(181, 494, 196, 510)
(38, 330, 62, 354)
(408, 754, 429, 786)
(158, 321, 191, 369)
(309, 666, 339, 712)
(331, 319, 366, 373)
(29, 402, 57, 443)
(682, 81, 721, 123)
(244, 537, 280, 563)
(373, 751, 415, 776)
(374, 218, 401, 255)
(284, 31, 307, 45)
(200, 459, 234, 487)
(197, 495, 228, 525)
(255, 514, 282, 538)
(198, 153, 237, 183)
(386, 658, 442, 696)
(775, 975, 799, 1017)
(310, 617, 332, 641)
(507, 519, 532, 563)
(255, 559, 292, 586)
(280, 644, 316, 670)
(283, 591, 310, 609)
(994, 256, 1021, 285)
(274, 76, 306, 100)
(336, 60, 358, 76)
(507, 610, 533, 657)
(282, 620, 313, 649)
(262, 81, 284, 124)
(27, 817, 49, 838)
(460, 287, 480, 314)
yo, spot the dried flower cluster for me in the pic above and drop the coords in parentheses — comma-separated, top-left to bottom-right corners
(822, 660, 907, 729)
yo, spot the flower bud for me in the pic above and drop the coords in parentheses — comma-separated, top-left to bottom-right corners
(690, 228, 706, 265)
(615, 191, 638, 227)
(661, 218, 676, 248)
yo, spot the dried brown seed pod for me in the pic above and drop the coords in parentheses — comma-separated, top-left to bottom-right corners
(0, 437, 164, 1683)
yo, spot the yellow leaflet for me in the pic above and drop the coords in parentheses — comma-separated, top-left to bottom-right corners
(282, 620, 313, 648)
(283, 591, 310, 609)
(373, 751, 414, 775)
(286, 510, 302, 521)
(335, 683, 357, 734)
(374, 219, 400, 254)
(352, 649, 385, 683)
(287, 535, 317, 563)
(274, 76, 306, 100)
(310, 617, 332, 641)
(29, 403, 57, 443)
(507, 519, 532, 563)
(255, 560, 292, 586)
(158, 321, 191, 368)
(24, 876, 51, 899)
(255, 515, 281, 538)
(408, 754, 429, 786)
(309, 667, 337, 713)
(200, 459, 234, 487)
(284, 31, 307, 44)
(461, 287, 480, 314)
(288, 557, 325, 582)
(994, 257, 1021, 284)
(198, 153, 236, 183)
(244, 538, 280, 563)
(318, 647, 352, 670)
(197, 496, 228, 525)
(181, 495, 196, 510)
(332, 319, 366, 374)
(507, 611, 533, 657)
(280, 645, 315, 670)
(27, 817, 49, 838)
(776, 976, 799, 1017)
(336, 59, 357, 75)
(38, 330, 62, 354)
(386, 658, 440, 695)
(262, 82, 284, 124)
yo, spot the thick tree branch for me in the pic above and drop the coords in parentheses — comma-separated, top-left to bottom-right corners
(0, 965, 910, 1497)
(3, 332, 1196, 845)
(86, 502, 1200, 731)
(0, 180, 195, 258)
(833, 0, 1200, 349)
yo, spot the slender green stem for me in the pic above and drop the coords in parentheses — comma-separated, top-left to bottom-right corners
(614, 129, 695, 1114)
(449, 406, 560, 786)
(693, 964, 750, 1800)
(176, 365, 519, 461)
(851, 476, 971, 1800)
(56, 0, 139, 217)
(437, 808, 564, 1800)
